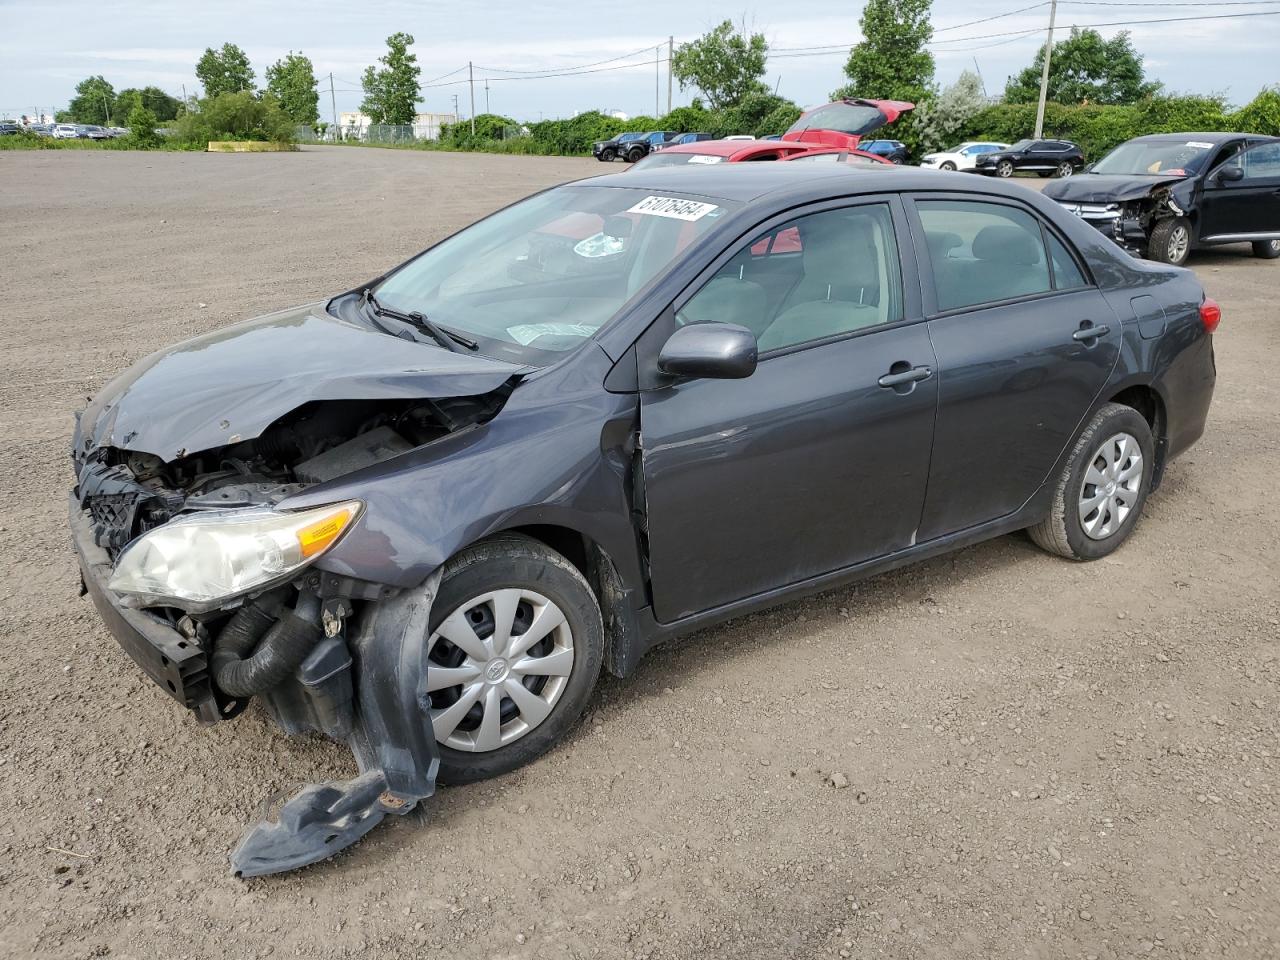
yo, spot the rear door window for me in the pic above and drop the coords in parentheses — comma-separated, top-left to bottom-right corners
(915, 200, 1054, 311)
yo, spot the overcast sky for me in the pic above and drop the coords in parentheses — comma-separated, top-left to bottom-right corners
(2, 0, 1277, 121)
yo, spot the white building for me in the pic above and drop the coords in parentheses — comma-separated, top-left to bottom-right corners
(336, 111, 457, 141)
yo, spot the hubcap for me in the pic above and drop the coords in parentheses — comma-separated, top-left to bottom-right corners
(1270, 239, 1280, 253)
(1168, 225, 1189, 262)
(426, 588, 574, 752)
(1078, 432, 1144, 540)
(1058, 162, 1072, 177)
(998, 161, 1013, 177)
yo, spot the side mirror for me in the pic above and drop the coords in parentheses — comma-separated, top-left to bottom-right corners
(1216, 165, 1245, 182)
(657, 323, 758, 380)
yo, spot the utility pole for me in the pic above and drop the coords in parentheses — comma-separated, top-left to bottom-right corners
(329, 72, 338, 129)
(484, 78, 490, 114)
(1033, 0, 1058, 138)
(667, 36, 673, 114)
(102, 92, 111, 125)
(468, 61, 476, 134)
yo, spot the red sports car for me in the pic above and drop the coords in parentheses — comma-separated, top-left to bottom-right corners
(781, 97, 915, 150)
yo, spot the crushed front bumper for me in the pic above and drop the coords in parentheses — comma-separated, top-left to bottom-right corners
(69, 493, 222, 722)
(70, 490, 442, 877)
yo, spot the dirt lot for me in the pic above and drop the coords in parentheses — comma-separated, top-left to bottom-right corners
(1, 146, 1278, 960)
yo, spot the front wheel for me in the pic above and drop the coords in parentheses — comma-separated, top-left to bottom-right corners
(1148, 217, 1192, 265)
(1029, 403, 1154, 561)
(1253, 238, 1280, 259)
(598, 147, 616, 162)
(939, 161, 956, 171)
(995, 159, 1014, 178)
(425, 535, 604, 784)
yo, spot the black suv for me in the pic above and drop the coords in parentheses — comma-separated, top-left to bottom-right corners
(1044, 133, 1280, 264)
(974, 139, 1085, 178)
(593, 130, 679, 163)
(0, 121, 21, 136)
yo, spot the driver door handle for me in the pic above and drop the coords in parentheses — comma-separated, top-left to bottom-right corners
(878, 364, 933, 388)
(1072, 324, 1110, 342)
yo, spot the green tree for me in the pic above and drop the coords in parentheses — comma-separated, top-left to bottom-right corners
(360, 32, 421, 124)
(833, 0, 935, 104)
(67, 75, 116, 125)
(140, 86, 182, 120)
(1004, 29, 1160, 105)
(113, 88, 144, 126)
(125, 105, 161, 147)
(196, 43, 255, 98)
(171, 90, 296, 145)
(266, 51, 320, 125)
(671, 20, 769, 110)
(913, 69, 988, 153)
(1230, 86, 1280, 136)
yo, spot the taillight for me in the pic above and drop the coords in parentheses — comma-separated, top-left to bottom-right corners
(1199, 297, 1221, 334)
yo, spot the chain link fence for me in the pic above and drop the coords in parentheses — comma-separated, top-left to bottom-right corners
(296, 121, 451, 144)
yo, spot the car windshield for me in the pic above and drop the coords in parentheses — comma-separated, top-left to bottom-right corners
(1091, 139, 1217, 176)
(788, 101, 886, 136)
(631, 151, 725, 169)
(374, 185, 738, 366)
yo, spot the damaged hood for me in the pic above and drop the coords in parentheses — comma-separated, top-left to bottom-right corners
(781, 98, 915, 149)
(79, 303, 524, 460)
(1043, 174, 1190, 204)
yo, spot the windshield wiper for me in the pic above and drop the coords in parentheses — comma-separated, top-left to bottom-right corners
(362, 288, 478, 352)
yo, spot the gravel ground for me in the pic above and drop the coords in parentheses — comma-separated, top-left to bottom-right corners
(1, 146, 1277, 960)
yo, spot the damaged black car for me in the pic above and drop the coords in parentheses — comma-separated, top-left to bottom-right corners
(71, 165, 1218, 877)
(1043, 132, 1280, 265)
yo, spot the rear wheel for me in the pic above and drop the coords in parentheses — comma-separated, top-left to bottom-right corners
(425, 535, 604, 784)
(1252, 238, 1280, 259)
(1029, 403, 1154, 561)
(995, 159, 1014, 178)
(625, 147, 645, 163)
(1148, 217, 1192, 265)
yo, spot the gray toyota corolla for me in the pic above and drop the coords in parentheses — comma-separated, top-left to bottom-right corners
(70, 164, 1217, 875)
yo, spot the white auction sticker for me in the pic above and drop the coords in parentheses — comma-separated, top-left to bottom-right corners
(686, 154, 724, 165)
(1187, 141, 1215, 149)
(626, 195, 720, 221)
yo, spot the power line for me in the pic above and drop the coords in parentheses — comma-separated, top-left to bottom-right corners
(472, 44, 659, 75)
(931, 7, 1280, 43)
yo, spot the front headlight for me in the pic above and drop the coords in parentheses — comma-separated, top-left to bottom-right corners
(108, 501, 361, 610)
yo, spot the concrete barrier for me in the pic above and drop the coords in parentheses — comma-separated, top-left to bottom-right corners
(206, 141, 298, 153)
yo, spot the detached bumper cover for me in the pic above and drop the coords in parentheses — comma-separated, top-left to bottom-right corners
(69, 493, 221, 721)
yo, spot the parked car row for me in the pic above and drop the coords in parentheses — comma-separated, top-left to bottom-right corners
(3, 121, 127, 139)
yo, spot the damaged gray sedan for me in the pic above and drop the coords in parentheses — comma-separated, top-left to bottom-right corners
(71, 164, 1217, 876)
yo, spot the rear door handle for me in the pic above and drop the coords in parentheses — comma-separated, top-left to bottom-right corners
(1072, 324, 1110, 342)
(878, 365, 933, 388)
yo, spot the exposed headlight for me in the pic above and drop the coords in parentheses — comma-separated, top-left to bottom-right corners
(109, 501, 361, 610)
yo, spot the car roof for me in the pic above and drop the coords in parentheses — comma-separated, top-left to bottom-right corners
(652, 139, 808, 159)
(1130, 132, 1280, 144)
(579, 161, 1046, 203)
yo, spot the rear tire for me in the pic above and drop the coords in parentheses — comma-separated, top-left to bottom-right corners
(1029, 403, 1154, 561)
(426, 535, 604, 785)
(625, 147, 645, 163)
(1148, 217, 1192, 265)
(1252, 238, 1280, 259)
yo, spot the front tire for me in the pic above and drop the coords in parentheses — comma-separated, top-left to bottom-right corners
(1029, 403, 1154, 561)
(939, 161, 956, 171)
(1148, 216, 1192, 265)
(1252, 238, 1280, 259)
(425, 535, 604, 784)
(995, 159, 1014, 178)
(598, 147, 616, 162)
